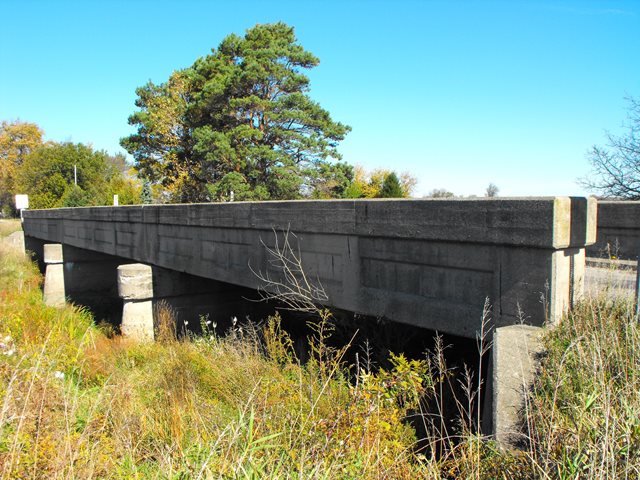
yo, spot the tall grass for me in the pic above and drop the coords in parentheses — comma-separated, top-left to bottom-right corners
(528, 294, 640, 478)
(0, 220, 21, 239)
(2, 231, 640, 477)
(0, 244, 437, 478)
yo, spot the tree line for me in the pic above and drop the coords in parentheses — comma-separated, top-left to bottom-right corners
(0, 117, 415, 216)
(0, 121, 140, 216)
(1, 23, 418, 215)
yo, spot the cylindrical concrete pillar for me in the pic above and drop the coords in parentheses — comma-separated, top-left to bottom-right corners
(117, 263, 154, 342)
(43, 244, 65, 307)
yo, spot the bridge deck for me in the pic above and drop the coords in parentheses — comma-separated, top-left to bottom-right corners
(22, 198, 596, 338)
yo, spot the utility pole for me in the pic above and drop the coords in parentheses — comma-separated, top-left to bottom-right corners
(74, 165, 77, 186)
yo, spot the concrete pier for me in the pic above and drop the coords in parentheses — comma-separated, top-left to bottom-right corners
(6, 231, 25, 254)
(43, 243, 65, 307)
(117, 263, 154, 342)
(492, 324, 543, 448)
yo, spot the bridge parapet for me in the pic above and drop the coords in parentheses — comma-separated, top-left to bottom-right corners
(23, 197, 596, 338)
(587, 200, 640, 260)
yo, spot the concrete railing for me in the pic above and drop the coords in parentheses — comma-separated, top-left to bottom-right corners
(587, 200, 640, 260)
(22, 197, 596, 339)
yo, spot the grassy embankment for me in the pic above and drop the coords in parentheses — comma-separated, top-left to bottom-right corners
(1, 221, 639, 478)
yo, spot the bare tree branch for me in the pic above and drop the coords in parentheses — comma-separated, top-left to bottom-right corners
(249, 226, 328, 313)
(580, 97, 640, 199)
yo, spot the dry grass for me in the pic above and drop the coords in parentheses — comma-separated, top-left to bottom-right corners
(527, 293, 640, 478)
(0, 246, 436, 478)
(0, 219, 21, 239)
(2, 239, 640, 478)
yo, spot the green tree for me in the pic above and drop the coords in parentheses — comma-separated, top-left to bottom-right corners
(140, 179, 153, 204)
(0, 121, 45, 216)
(308, 162, 354, 199)
(344, 166, 416, 198)
(121, 22, 351, 202)
(16, 142, 140, 209)
(377, 172, 404, 198)
(60, 184, 92, 207)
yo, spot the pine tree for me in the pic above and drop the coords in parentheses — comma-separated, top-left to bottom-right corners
(378, 172, 404, 198)
(141, 180, 152, 204)
(121, 23, 350, 202)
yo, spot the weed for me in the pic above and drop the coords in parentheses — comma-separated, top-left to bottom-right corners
(2, 229, 640, 477)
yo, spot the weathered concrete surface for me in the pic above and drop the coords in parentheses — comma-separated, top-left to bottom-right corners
(43, 244, 65, 307)
(121, 301, 154, 341)
(492, 324, 543, 448)
(44, 243, 63, 264)
(22, 198, 596, 338)
(5, 231, 25, 254)
(117, 263, 153, 300)
(117, 263, 154, 341)
(587, 200, 640, 260)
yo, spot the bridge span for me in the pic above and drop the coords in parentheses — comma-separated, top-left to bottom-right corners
(22, 197, 596, 339)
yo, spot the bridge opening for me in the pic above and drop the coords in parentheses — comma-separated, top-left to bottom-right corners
(171, 295, 490, 453)
(25, 235, 490, 449)
(275, 308, 489, 450)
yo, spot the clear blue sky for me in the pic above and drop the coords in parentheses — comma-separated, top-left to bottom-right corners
(1, 0, 639, 197)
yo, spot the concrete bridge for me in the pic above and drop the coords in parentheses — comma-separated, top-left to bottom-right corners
(21, 197, 597, 445)
(22, 197, 596, 339)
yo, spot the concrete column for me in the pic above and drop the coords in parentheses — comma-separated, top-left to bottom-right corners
(6, 231, 25, 255)
(492, 324, 543, 449)
(43, 244, 65, 307)
(117, 263, 154, 342)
